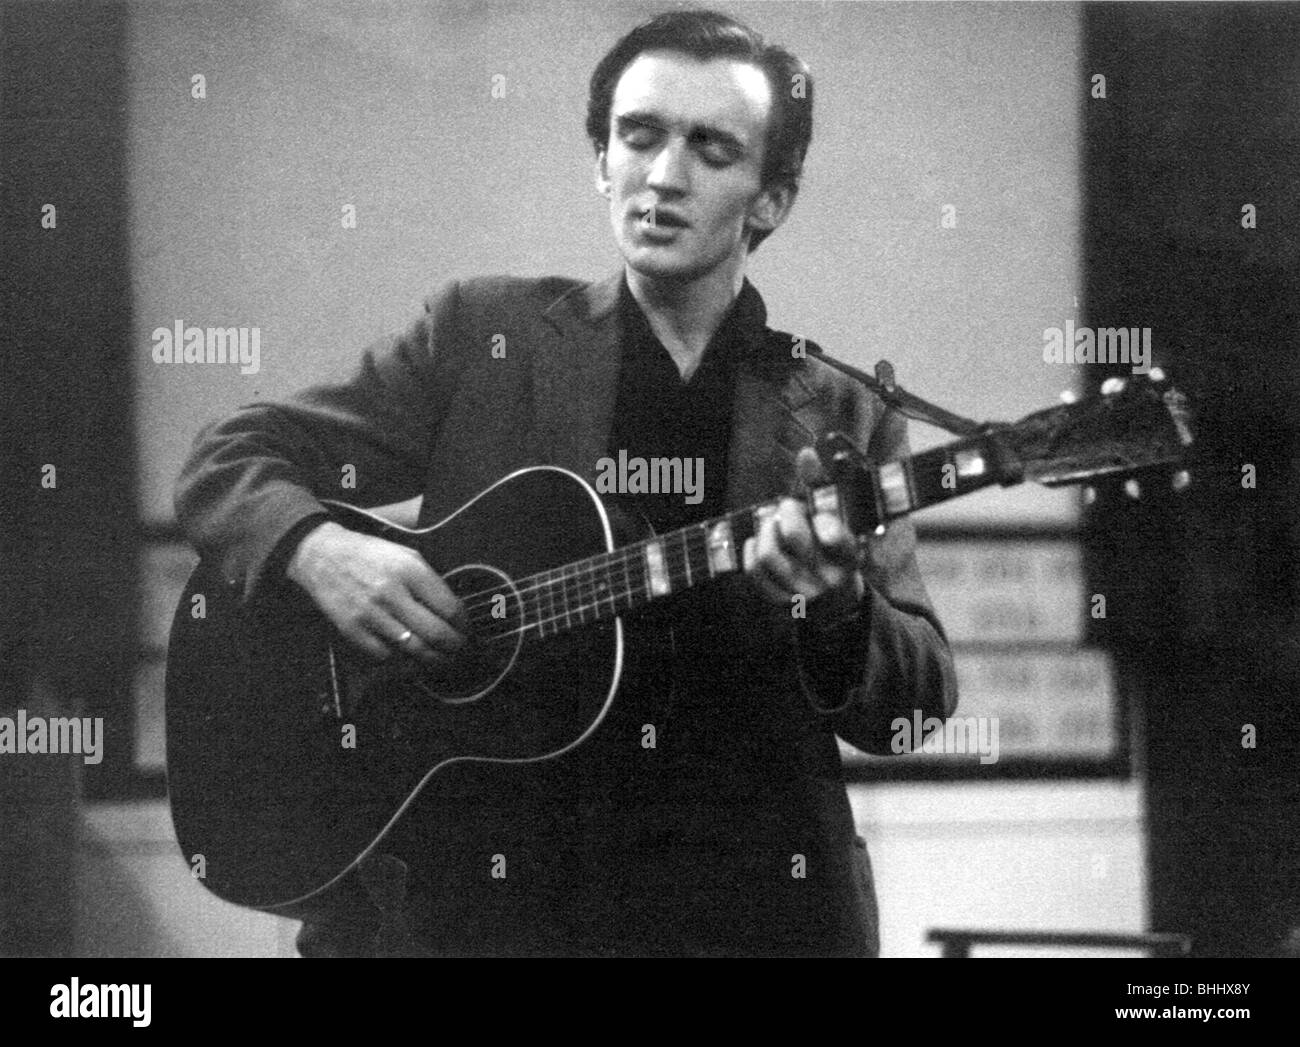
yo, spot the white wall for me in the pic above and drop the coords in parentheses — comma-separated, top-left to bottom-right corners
(78, 802, 299, 958)
(78, 784, 1144, 958)
(854, 782, 1146, 958)
(129, 0, 1082, 526)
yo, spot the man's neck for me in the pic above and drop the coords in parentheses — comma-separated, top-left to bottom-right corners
(625, 262, 747, 381)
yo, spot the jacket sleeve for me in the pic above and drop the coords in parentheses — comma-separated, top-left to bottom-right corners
(173, 280, 467, 603)
(793, 402, 960, 755)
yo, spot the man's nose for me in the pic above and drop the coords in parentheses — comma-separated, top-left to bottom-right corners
(646, 137, 690, 192)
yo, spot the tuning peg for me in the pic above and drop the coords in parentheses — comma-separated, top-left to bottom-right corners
(1124, 478, 1141, 500)
(1100, 377, 1127, 395)
(1059, 389, 1078, 404)
(1149, 367, 1166, 382)
(1172, 469, 1191, 491)
(1083, 486, 1097, 505)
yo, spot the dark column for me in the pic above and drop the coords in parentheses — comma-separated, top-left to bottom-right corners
(1081, 2, 1300, 957)
(1, 0, 139, 955)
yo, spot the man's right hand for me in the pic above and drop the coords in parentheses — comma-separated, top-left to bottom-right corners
(285, 520, 468, 663)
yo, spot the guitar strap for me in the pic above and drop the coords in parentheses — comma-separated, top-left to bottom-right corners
(804, 349, 988, 437)
(807, 351, 1026, 487)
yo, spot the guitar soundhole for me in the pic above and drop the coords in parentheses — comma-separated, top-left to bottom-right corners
(413, 563, 524, 704)
(330, 564, 525, 729)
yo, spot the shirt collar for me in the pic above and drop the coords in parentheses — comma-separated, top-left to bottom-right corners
(618, 273, 770, 359)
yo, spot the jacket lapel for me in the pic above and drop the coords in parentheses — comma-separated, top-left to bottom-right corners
(726, 357, 821, 511)
(536, 270, 824, 510)
(535, 272, 625, 482)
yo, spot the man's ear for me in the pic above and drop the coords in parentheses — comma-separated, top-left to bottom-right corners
(595, 149, 611, 198)
(746, 182, 797, 236)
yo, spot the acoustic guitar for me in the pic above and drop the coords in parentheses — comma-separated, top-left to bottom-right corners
(165, 374, 1192, 915)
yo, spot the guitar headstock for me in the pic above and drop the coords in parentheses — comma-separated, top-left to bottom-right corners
(811, 370, 1195, 539)
(1003, 370, 1194, 492)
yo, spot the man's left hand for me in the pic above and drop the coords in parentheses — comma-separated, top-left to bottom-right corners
(743, 448, 865, 622)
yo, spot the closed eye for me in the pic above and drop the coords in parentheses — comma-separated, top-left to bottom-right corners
(616, 116, 663, 149)
(689, 130, 741, 166)
(615, 116, 743, 166)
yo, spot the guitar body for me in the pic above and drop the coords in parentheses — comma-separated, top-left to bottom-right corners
(166, 374, 1193, 919)
(165, 466, 623, 915)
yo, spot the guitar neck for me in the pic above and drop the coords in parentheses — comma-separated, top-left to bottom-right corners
(523, 429, 1013, 640)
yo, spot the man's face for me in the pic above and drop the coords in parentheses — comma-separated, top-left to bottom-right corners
(597, 50, 790, 282)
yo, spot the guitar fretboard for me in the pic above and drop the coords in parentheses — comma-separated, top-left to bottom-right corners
(470, 430, 1008, 643)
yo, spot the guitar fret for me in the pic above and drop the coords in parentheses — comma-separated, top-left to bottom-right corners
(618, 549, 633, 610)
(690, 523, 710, 584)
(580, 560, 597, 622)
(955, 446, 988, 480)
(644, 539, 670, 597)
(706, 518, 737, 574)
(675, 528, 699, 590)
(626, 544, 647, 607)
(599, 557, 617, 618)
(533, 569, 547, 637)
(810, 484, 843, 524)
(574, 562, 591, 625)
(877, 461, 912, 516)
(554, 568, 567, 635)
(561, 564, 575, 629)
(592, 564, 605, 618)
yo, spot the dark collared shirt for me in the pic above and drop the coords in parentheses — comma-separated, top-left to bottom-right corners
(605, 275, 773, 716)
(603, 272, 869, 771)
(607, 273, 769, 532)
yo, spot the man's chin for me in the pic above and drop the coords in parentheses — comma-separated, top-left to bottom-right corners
(621, 244, 709, 282)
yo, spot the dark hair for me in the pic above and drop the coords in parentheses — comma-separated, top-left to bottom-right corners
(586, 9, 813, 252)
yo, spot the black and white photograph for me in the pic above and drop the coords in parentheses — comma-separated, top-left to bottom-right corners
(1, 0, 1295, 1010)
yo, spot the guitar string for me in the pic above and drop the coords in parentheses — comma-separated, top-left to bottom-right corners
(454, 513, 730, 606)
(438, 458, 893, 619)
(444, 457, 898, 618)
(455, 539, 700, 625)
(451, 515, 736, 617)
(460, 551, 706, 642)
(465, 555, 711, 643)
(444, 523, 723, 642)
(437, 422, 1109, 621)
(398, 461, 908, 642)
(397, 556, 700, 653)
(460, 525, 724, 631)
(447, 472, 841, 616)
(451, 483, 863, 630)
(446, 487, 867, 641)
(454, 487, 906, 642)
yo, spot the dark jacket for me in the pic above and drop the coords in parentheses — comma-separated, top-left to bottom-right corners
(174, 272, 959, 956)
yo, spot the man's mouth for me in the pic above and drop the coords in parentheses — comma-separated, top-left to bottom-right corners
(637, 207, 689, 229)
